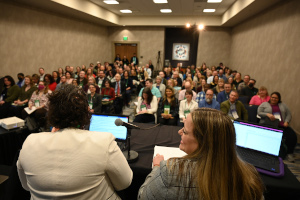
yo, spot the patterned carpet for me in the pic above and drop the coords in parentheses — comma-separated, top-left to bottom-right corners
(284, 144, 300, 181)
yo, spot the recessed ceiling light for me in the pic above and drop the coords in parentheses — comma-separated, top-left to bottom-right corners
(120, 9, 132, 13)
(198, 24, 204, 30)
(160, 9, 172, 13)
(103, 0, 119, 4)
(186, 23, 191, 28)
(153, 0, 168, 3)
(207, 0, 222, 3)
(203, 9, 216, 13)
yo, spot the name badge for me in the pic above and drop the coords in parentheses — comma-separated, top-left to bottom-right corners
(273, 112, 282, 121)
(184, 110, 190, 118)
(141, 104, 147, 111)
(35, 100, 40, 107)
(164, 105, 170, 115)
(89, 102, 93, 109)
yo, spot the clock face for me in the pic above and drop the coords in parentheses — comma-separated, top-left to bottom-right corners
(172, 43, 190, 61)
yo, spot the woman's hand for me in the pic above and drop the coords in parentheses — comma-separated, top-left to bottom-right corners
(138, 110, 147, 114)
(28, 104, 32, 110)
(0, 100, 5, 105)
(267, 113, 276, 121)
(90, 109, 94, 113)
(153, 154, 164, 167)
(182, 117, 186, 123)
(283, 122, 289, 127)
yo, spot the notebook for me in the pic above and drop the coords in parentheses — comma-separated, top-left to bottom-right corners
(233, 120, 283, 173)
(89, 114, 129, 143)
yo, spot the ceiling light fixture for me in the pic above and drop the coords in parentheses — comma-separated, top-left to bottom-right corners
(198, 24, 204, 30)
(120, 9, 132, 13)
(103, 0, 119, 4)
(160, 9, 172, 13)
(153, 0, 168, 3)
(203, 9, 216, 13)
(186, 23, 191, 28)
(207, 0, 222, 3)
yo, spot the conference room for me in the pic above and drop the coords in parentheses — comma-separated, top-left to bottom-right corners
(0, 0, 299, 199)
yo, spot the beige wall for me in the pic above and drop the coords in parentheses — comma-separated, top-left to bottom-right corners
(230, 0, 300, 133)
(0, 1, 110, 78)
(107, 27, 165, 71)
(197, 27, 232, 67)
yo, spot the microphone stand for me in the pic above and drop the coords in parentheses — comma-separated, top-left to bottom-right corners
(123, 128, 139, 163)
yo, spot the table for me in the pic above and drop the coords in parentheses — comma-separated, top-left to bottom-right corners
(119, 123, 300, 200)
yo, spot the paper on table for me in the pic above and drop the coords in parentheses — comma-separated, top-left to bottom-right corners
(24, 106, 37, 115)
(153, 145, 187, 161)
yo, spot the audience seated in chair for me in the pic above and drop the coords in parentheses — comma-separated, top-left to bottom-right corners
(101, 80, 115, 114)
(178, 89, 198, 126)
(198, 89, 220, 110)
(87, 84, 102, 114)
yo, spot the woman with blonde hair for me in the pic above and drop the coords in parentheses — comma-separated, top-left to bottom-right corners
(139, 108, 264, 199)
(249, 86, 270, 106)
(213, 78, 225, 95)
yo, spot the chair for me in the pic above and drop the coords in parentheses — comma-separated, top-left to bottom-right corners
(246, 105, 259, 123)
(238, 96, 250, 105)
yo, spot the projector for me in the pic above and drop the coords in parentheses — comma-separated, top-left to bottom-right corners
(0, 117, 25, 130)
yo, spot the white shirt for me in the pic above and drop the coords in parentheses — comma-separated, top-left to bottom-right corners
(17, 129, 133, 200)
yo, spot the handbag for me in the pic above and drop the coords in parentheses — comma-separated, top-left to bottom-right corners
(25, 116, 38, 131)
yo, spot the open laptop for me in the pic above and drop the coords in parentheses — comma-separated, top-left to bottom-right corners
(233, 120, 283, 173)
(88, 114, 129, 150)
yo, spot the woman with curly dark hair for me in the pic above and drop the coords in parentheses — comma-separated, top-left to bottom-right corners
(157, 86, 179, 126)
(44, 74, 57, 91)
(134, 87, 158, 123)
(17, 84, 133, 199)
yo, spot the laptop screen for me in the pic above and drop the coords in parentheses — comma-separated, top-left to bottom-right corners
(89, 114, 129, 141)
(233, 121, 283, 156)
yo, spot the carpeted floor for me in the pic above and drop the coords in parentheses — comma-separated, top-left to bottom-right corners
(283, 144, 300, 181)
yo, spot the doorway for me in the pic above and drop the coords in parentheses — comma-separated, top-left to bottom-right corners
(114, 43, 138, 63)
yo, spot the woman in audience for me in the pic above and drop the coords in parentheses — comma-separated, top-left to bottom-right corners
(123, 70, 133, 107)
(86, 68, 96, 79)
(0, 76, 21, 119)
(211, 65, 216, 72)
(65, 71, 73, 84)
(17, 84, 132, 199)
(228, 76, 237, 90)
(134, 87, 158, 123)
(81, 65, 87, 72)
(130, 69, 138, 81)
(84, 77, 100, 94)
(225, 68, 232, 79)
(138, 108, 264, 199)
(257, 92, 297, 162)
(87, 84, 102, 114)
(193, 72, 202, 88)
(233, 72, 243, 89)
(22, 81, 51, 129)
(58, 67, 64, 77)
(196, 79, 207, 93)
(210, 75, 219, 89)
(72, 79, 78, 86)
(212, 78, 225, 95)
(52, 71, 60, 84)
(157, 86, 179, 126)
(44, 74, 57, 91)
(153, 76, 166, 97)
(75, 66, 81, 79)
(101, 80, 115, 113)
(178, 90, 198, 126)
(11, 75, 37, 118)
(106, 70, 116, 83)
(249, 86, 270, 106)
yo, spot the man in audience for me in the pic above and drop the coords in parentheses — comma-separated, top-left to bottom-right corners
(220, 90, 248, 121)
(217, 82, 232, 104)
(55, 75, 67, 91)
(65, 65, 70, 73)
(240, 78, 258, 100)
(77, 71, 88, 88)
(196, 84, 216, 103)
(94, 62, 101, 75)
(207, 70, 218, 84)
(144, 64, 152, 78)
(237, 75, 250, 93)
(69, 66, 75, 78)
(216, 62, 223, 70)
(178, 82, 196, 101)
(95, 70, 107, 92)
(112, 73, 126, 114)
(118, 68, 124, 80)
(39, 68, 45, 81)
(218, 69, 228, 82)
(198, 89, 220, 110)
(130, 53, 139, 66)
(138, 78, 161, 102)
(230, 70, 237, 78)
(172, 71, 182, 87)
(159, 71, 167, 85)
(17, 73, 25, 88)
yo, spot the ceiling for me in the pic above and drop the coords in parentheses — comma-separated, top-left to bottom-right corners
(90, 0, 236, 16)
(9, 0, 282, 27)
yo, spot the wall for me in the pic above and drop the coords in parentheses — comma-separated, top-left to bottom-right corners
(197, 27, 232, 68)
(230, 0, 300, 133)
(165, 28, 199, 68)
(108, 26, 165, 72)
(0, 1, 110, 78)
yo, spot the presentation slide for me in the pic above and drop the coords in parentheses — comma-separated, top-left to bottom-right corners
(90, 115, 128, 140)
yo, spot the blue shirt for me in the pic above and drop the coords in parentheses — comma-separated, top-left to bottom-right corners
(198, 99, 220, 110)
(217, 90, 231, 104)
(138, 87, 162, 98)
(196, 91, 216, 103)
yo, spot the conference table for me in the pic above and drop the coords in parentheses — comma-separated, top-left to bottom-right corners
(1, 124, 300, 199)
(119, 123, 300, 200)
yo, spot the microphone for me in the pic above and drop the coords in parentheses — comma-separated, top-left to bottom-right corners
(115, 118, 140, 129)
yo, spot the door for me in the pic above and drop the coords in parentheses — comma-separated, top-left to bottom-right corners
(114, 43, 138, 64)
